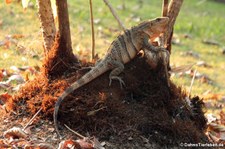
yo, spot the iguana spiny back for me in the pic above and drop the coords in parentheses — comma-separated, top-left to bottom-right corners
(54, 17, 169, 137)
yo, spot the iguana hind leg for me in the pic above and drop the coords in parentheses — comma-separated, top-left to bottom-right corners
(108, 60, 125, 88)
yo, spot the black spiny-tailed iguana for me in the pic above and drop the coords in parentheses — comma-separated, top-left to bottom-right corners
(54, 17, 169, 137)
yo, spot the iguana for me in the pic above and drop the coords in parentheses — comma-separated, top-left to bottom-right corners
(54, 17, 169, 137)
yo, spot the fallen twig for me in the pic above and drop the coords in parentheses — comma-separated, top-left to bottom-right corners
(87, 106, 107, 116)
(188, 69, 197, 97)
(64, 124, 85, 139)
(23, 108, 42, 131)
(89, 0, 95, 60)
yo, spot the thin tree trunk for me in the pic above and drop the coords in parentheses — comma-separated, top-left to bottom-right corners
(158, 0, 169, 47)
(36, 0, 56, 53)
(56, 0, 73, 56)
(164, 0, 183, 53)
(42, 0, 79, 78)
(162, 0, 169, 17)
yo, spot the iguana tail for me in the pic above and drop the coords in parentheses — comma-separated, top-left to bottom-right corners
(54, 62, 109, 137)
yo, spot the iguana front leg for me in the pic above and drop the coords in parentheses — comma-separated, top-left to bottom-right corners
(108, 60, 125, 88)
(143, 35, 161, 52)
(143, 36, 170, 86)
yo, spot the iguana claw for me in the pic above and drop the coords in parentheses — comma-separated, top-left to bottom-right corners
(109, 76, 125, 88)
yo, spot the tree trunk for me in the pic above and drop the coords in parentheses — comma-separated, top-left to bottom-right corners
(56, 0, 73, 57)
(164, 0, 183, 53)
(42, 0, 79, 78)
(36, 0, 56, 53)
(162, 0, 168, 17)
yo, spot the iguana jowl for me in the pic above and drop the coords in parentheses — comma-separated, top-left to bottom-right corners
(54, 17, 169, 137)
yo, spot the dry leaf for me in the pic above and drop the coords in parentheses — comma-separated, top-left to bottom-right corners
(25, 72, 29, 81)
(99, 92, 106, 101)
(199, 75, 212, 84)
(208, 130, 225, 143)
(0, 40, 11, 49)
(3, 127, 27, 140)
(0, 139, 11, 148)
(22, 0, 30, 9)
(7, 74, 25, 84)
(10, 66, 20, 73)
(12, 34, 24, 39)
(170, 64, 194, 74)
(208, 123, 225, 132)
(172, 34, 181, 45)
(0, 92, 12, 104)
(202, 93, 222, 100)
(0, 41, 5, 47)
(196, 61, 212, 68)
(25, 143, 55, 149)
(58, 139, 81, 149)
(76, 139, 94, 149)
(220, 111, 225, 125)
(5, 0, 12, 4)
(94, 18, 101, 24)
(11, 139, 30, 148)
(181, 51, 200, 58)
(93, 137, 105, 149)
(0, 82, 10, 89)
(0, 70, 3, 81)
(202, 39, 220, 46)
(204, 101, 214, 109)
(208, 131, 220, 142)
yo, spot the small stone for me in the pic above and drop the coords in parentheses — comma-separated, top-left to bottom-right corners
(48, 127, 54, 132)
(128, 136, 133, 141)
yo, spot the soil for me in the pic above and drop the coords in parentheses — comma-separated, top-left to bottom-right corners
(1, 54, 210, 148)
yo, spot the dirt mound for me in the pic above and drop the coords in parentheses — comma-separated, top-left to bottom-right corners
(10, 55, 209, 148)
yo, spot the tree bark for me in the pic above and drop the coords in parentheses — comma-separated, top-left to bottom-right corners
(41, 0, 79, 78)
(36, 0, 56, 53)
(164, 0, 183, 53)
(56, 0, 73, 56)
(162, 0, 169, 17)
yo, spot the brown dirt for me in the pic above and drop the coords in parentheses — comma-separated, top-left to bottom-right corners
(42, 33, 80, 78)
(3, 54, 210, 148)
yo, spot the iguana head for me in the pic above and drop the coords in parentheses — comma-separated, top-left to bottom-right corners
(139, 17, 169, 39)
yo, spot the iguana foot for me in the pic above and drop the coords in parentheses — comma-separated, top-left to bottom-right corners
(109, 76, 125, 88)
(108, 60, 125, 88)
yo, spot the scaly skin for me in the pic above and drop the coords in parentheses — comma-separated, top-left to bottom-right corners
(54, 17, 169, 138)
